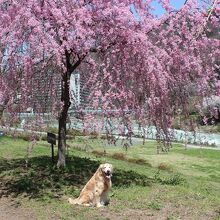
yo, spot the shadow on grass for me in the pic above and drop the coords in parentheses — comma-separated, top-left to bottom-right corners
(0, 156, 152, 199)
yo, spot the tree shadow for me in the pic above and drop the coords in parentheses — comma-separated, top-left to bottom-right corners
(0, 156, 152, 199)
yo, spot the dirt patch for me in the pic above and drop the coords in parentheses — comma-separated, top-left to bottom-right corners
(0, 194, 219, 220)
(0, 194, 36, 220)
(106, 207, 218, 220)
(90, 199, 220, 220)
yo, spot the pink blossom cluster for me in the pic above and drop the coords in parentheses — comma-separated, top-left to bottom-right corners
(0, 0, 219, 142)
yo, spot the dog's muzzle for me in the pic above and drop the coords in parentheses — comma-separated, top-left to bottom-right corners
(104, 170, 112, 178)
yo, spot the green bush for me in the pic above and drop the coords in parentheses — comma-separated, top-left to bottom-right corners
(148, 201, 162, 210)
(154, 171, 186, 185)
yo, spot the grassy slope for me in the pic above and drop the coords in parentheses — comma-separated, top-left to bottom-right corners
(0, 136, 220, 220)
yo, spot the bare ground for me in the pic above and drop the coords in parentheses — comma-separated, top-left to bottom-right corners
(101, 199, 219, 220)
(0, 193, 219, 220)
(0, 195, 36, 220)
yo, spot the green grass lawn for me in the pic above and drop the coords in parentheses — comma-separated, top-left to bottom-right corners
(0, 135, 220, 220)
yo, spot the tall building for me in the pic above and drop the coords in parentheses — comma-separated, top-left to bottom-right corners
(69, 71, 90, 111)
(70, 72, 80, 107)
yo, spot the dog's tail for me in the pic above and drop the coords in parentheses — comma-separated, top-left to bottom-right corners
(68, 197, 79, 205)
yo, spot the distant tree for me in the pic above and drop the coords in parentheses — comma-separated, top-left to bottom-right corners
(0, 0, 219, 166)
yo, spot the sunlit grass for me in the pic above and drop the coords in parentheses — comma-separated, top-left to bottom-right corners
(0, 136, 220, 220)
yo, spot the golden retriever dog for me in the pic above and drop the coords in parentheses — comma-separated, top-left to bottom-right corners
(68, 163, 113, 207)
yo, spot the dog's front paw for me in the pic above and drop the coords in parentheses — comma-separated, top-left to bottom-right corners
(96, 203, 105, 208)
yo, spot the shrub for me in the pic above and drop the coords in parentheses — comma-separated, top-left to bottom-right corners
(163, 173, 186, 185)
(13, 132, 41, 141)
(148, 201, 162, 210)
(127, 158, 152, 167)
(112, 169, 152, 187)
(67, 129, 84, 136)
(154, 171, 186, 185)
(46, 127, 84, 136)
(89, 131, 99, 138)
(88, 135, 98, 139)
(46, 127, 58, 134)
(92, 150, 106, 157)
(100, 135, 107, 140)
(111, 152, 126, 160)
(158, 162, 173, 172)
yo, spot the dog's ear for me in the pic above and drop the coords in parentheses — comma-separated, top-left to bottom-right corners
(98, 164, 104, 170)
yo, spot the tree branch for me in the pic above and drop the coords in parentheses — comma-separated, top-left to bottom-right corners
(69, 54, 87, 75)
(145, 0, 190, 36)
(89, 39, 127, 54)
(195, 0, 218, 39)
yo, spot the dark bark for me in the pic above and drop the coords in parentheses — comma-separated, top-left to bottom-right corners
(57, 51, 86, 167)
(0, 105, 4, 120)
(0, 97, 9, 120)
(57, 70, 71, 167)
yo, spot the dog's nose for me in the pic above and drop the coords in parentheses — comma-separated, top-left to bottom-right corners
(106, 170, 110, 175)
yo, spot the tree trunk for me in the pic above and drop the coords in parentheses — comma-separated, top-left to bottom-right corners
(0, 105, 4, 120)
(0, 99, 9, 120)
(57, 71, 71, 168)
(56, 50, 85, 167)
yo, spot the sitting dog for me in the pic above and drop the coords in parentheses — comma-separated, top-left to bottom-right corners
(68, 163, 113, 207)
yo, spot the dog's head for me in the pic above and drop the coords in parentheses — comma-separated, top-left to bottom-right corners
(99, 163, 113, 179)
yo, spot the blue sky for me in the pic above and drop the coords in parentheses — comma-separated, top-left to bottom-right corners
(130, 0, 187, 19)
(151, 0, 187, 16)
